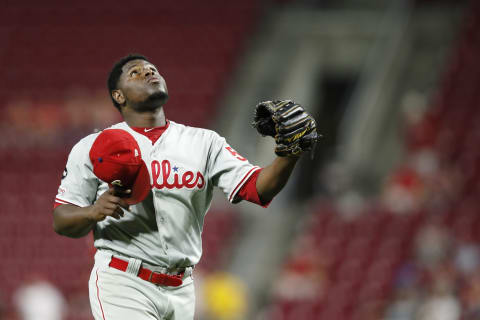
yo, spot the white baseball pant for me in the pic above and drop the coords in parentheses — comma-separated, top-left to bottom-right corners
(89, 250, 195, 320)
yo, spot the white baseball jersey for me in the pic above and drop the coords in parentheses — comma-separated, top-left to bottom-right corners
(55, 121, 261, 268)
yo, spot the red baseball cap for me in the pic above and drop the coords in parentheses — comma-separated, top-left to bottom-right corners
(89, 129, 151, 205)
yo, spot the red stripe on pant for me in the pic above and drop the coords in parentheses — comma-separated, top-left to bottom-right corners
(96, 269, 107, 320)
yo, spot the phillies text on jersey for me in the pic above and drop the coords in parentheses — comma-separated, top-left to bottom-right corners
(55, 121, 260, 268)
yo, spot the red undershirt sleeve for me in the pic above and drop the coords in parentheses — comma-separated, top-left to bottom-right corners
(53, 200, 79, 209)
(236, 169, 271, 208)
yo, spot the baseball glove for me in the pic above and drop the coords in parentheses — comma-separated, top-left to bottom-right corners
(252, 100, 320, 157)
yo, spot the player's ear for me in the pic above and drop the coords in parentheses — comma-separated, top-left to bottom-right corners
(112, 90, 126, 105)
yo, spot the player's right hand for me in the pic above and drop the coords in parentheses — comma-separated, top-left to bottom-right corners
(88, 187, 131, 221)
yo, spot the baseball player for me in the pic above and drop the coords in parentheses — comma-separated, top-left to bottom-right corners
(53, 54, 319, 320)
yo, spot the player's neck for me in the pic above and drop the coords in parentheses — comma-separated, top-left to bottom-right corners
(122, 107, 167, 128)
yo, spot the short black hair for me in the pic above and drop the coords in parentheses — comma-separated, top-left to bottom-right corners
(107, 54, 149, 110)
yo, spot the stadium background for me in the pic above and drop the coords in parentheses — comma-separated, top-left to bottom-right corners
(0, 0, 478, 319)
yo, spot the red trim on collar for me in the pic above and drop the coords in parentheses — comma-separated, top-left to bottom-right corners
(131, 120, 170, 144)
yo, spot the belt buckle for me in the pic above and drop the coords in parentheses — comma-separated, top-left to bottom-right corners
(148, 270, 166, 285)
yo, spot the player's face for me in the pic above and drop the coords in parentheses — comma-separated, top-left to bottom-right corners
(117, 59, 169, 110)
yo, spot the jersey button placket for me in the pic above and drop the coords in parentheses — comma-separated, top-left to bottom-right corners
(158, 214, 169, 253)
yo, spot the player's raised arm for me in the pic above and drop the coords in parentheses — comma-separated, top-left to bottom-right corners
(255, 156, 299, 203)
(252, 100, 320, 203)
(53, 187, 130, 238)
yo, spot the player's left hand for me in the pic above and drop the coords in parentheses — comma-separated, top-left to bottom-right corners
(252, 100, 321, 157)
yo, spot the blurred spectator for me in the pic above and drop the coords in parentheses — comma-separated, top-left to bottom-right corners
(384, 263, 422, 320)
(401, 90, 438, 153)
(272, 234, 328, 302)
(454, 242, 480, 276)
(13, 276, 67, 320)
(401, 91, 428, 130)
(335, 189, 367, 221)
(202, 272, 247, 320)
(416, 271, 460, 320)
(414, 221, 451, 269)
(320, 161, 367, 221)
(408, 149, 439, 180)
(384, 286, 419, 320)
(381, 165, 425, 215)
(382, 145, 462, 215)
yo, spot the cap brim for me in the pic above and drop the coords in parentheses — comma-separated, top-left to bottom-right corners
(127, 161, 151, 205)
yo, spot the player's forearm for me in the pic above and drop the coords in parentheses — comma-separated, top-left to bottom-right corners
(256, 156, 299, 203)
(53, 204, 96, 238)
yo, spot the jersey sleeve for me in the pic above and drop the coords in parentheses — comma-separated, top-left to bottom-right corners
(207, 133, 261, 203)
(55, 137, 99, 208)
(235, 169, 271, 208)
